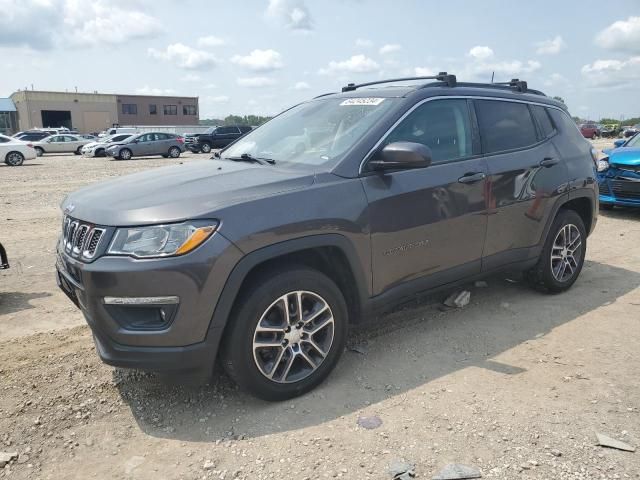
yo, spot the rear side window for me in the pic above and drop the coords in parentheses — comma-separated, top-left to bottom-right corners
(218, 126, 240, 134)
(531, 105, 555, 138)
(384, 98, 473, 164)
(475, 100, 538, 153)
(548, 109, 586, 143)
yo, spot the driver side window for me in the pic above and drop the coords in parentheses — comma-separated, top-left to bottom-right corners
(385, 99, 473, 164)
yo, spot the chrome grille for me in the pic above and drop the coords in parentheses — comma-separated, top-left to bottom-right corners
(61, 215, 106, 260)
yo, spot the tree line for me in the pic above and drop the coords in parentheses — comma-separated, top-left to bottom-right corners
(200, 115, 272, 127)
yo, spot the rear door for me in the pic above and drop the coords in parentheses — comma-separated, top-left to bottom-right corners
(214, 126, 240, 147)
(47, 136, 65, 153)
(361, 98, 488, 295)
(475, 99, 568, 270)
(64, 135, 81, 152)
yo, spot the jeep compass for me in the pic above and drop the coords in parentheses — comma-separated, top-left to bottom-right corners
(56, 74, 598, 401)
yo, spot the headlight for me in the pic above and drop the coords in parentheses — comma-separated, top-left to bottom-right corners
(107, 221, 218, 258)
(597, 157, 609, 172)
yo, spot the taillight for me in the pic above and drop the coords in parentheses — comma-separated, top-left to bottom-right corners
(177, 137, 185, 144)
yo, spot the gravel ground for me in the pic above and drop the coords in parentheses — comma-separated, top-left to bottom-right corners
(1, 143, 639, 479)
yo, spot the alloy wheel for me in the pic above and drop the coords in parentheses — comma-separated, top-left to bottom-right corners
(201, 143, 211, 153)
(550, 224, 582, 282)
(252, 290, 335, 384)
(6, 152, 24, 166)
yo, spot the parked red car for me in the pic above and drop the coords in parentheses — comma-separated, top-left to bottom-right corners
(580, 123, 600, 139)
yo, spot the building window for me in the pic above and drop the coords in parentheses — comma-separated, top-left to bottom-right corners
(122, 104, 137, 115)
(183, 105, 197, 116)
(163, 105, 177, 115)
(149, 104, 157, 115)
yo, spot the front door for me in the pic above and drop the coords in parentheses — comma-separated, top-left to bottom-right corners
(46, 136, 65, 153)
(133, 133, 154, 156)
(361, 98, 488, 296)
(474, 100, 569, 270)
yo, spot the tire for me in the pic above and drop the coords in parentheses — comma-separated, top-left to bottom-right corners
(118, 148, 132, 161)
(526, 209, 587, 293)
(5, 151, 24, 166)
(200, 142, 212, 154)
(600, 203, 614, 211)
(220, 266, 348, 401)
(74, 147, 82, 155)
(34, 147, 44, 157)
(95, 148, 105, 157)
(592, 132, 597, 140)
(168, 146, 181, 158)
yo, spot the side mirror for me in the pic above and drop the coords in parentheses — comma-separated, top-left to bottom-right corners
(368, 142, 432, 172)
(614, 139, 625, 148)
(132, 139, 139, 143)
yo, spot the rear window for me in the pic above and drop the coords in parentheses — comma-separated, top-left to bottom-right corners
(475, 100, 538, 153)
(531, 105, 555, 138)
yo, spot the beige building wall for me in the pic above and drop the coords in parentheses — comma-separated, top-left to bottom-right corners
(11, 91, 118, 132)
(116, 95, 199, 126)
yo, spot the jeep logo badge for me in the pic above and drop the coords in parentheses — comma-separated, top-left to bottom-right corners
(64, 204, 75, 214)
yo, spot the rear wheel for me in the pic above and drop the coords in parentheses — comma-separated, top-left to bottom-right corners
(221, 266, 348, 401)
(526, 209, 586, 293)
(168, 146, 181, 158)
(592, 132, 598, 140)
(118, 148, 132, 160)
(200, 142, 212, 154)
(5, 152, 24, 166)
(34, 147, 44, 157)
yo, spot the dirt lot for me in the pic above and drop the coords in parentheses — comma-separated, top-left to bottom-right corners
(1, 144, 639, 479)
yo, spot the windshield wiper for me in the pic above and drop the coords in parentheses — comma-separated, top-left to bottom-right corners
(223, 153, 275, 165)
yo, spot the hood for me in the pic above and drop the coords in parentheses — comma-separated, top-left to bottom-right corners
(83, 141, 104, 149)
(62, 159, 315, 226)
(607, 147, 640, 166)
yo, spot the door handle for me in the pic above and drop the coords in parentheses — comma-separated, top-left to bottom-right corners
(458, 172, 487, 184)
(539, 157, 559, 167)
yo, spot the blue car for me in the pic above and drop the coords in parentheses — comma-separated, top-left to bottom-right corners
(597, 133, 640, 209)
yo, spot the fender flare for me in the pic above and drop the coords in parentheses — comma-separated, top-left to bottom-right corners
(207, 233, 370, 334)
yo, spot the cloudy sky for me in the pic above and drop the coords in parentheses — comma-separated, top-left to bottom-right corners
(1, 0, 639, 120)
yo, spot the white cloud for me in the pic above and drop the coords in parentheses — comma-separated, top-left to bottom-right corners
(135, 86, 175, 96)
(535, 35, 566, 55)
(63, 0, 161, 47)
(197, 35, 226, 48)
(468, 46, 494, 60)
(204, 95, 230, 103)
(319, 55, 380, 75)
(231, 49, 284, 72)
(148, 43, 218, 71)
(204, 83, 217, 89)
(181, 74, 201, 82)
(596, 16, 640, 54)
(0, 0, 161, 50)
(293, 81, 310, 90)
(581, 56, 640, 88)
(473, 59, 541, 77)
(266, 0, 313, 32)
(379, 44, 401, 55)
(237, 76, 277, 87)
(356, 38, 373, 48)
(543, 73, 570, 87)
(414, 67, 436, 76)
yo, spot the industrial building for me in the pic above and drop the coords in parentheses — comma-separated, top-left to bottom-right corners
(8, 90, 199, 134)
(0, 98, 18, 135)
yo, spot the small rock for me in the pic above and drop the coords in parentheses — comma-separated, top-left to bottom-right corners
(432, 464, 481, 480)
(443, 290, 471, 308)
(474, 280, 488, 288)
(388, 459, 415, 479)
(0, 452, 18, 468)
(348, 344, 367, 355)
(596, 433, 636, 452)
(357, 415, 383, 430)
(203, 460, 215, 470)
(550, 449, 562, 457)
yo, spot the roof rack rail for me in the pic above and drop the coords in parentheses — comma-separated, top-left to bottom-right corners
(450, 81, 546, 96)
(341, 72, 457, 92)
(491, 78, 529, 93)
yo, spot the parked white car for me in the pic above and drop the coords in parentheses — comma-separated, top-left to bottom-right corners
(97, 127, 138, 138)
(0, 134, 37, 166)
(81, 134, 134, 157)
(32, 134, 93, 156)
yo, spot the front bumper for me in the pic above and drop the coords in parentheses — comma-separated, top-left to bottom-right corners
(598, 169, 640, 207)
(55, 230, 243, 375)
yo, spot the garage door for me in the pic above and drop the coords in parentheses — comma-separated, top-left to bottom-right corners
(83, 111, 112, 133)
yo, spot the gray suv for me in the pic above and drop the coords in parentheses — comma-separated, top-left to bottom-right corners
(56, 74, 598, 401)
(105, 132, 186, 160)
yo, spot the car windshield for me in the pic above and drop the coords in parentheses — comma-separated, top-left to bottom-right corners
(626, 134, 640, 148)
(222, 97, 398, 168)
(99, 135, 114, 143)
(205, 127, 216, 134)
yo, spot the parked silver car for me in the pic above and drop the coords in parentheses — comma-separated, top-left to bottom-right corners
(105, 132, 186, 160)
(81, 134, 134, 157)
(32, 134, 93, 156)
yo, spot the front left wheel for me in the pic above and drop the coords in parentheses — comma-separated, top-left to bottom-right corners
(221, 266, 348, 401)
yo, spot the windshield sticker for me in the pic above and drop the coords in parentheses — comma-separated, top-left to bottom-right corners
(340, 98, 385, 106)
